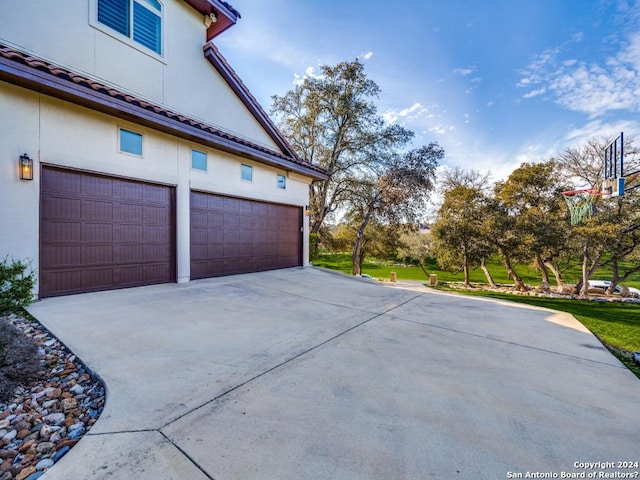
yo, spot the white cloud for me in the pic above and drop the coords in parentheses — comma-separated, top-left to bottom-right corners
(429, 125, 455, 135)
(382, 102, 432, 124)
(292, 65, 325, 86)
(453, 67, 474, 76)
(518, 30, 640, 117)
(523, 88, 546, 99)
(361, 51, 373, 60)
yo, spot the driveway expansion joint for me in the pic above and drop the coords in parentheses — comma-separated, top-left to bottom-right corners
(397, 317, 627, 368)
(158, 292, 427, 431)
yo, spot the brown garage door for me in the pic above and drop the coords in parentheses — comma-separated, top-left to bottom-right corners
(190, 191, 302, 279)
(40, 166, 175, 297)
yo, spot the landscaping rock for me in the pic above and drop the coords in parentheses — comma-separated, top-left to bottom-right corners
(0, 314, 105, 479)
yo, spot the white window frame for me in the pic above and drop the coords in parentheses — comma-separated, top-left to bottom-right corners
(90, 0, 166, 62)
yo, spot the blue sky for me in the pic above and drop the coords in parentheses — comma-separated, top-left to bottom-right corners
(217, 0, 640, 180)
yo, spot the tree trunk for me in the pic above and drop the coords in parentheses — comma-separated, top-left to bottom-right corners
(480, 258, 497, 288)
(310, 180, 331, 234)
(462, 251, 471, 287)
(418, 261, 430, 279)
(499, 248, 528, 292)
(535, 252, 550, 292)
(535, 253, 549, 284)
(607, 258, 621, 295)
(544, 262, 563, 287)
(580, 242, 590, 296)
(352, 210, 372, 276)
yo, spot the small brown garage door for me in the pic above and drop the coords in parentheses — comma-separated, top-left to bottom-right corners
(190, 191, 302, 279)
(40, 166, 175, 297)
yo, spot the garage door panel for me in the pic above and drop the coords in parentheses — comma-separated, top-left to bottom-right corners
(82, 268, 114, 288)
(45, 196, 82, 219)
(84, 175, 113, 197)
(42, 221, 82, 242)
(208, 230, 224, 243)
(83, 200, 113, 221)
(207, 212, 223, 229)
(41, 271, 81, 295)
(224, 230, 240, 243)
(190, 244, 208, 261)
(120, 204, 144, 223)
(114, 180, 144, 201)
(121, 224, 143, 242)
(143, 224, 170, 242)
(116, 244, 143, 263)
(143, 205, 169, 224)
(42, 169, 82, 194)
(207, 244, 224, 259)
(190, 191, 302, 279)
(83, 223, 113, 242)
(41, 245, 83, 268)
(239, 215, 253, 230)
(145, 244, 170, 261)
(144, 184, 171, 204)
(83, 245, 113, 265)
(224, 214, 240, 229)
(40, 167, 175, 298)
(207, 195, 224, 210)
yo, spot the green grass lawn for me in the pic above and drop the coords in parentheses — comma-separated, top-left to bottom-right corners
(313, 253, 640, 288)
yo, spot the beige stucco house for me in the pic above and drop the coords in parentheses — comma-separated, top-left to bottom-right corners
(0, 0, 327, 298)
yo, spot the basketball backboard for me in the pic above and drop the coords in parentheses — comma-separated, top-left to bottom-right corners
(602, 132, 625, 197)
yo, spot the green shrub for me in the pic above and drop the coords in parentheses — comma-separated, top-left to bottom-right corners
(0, 257, 36, 315)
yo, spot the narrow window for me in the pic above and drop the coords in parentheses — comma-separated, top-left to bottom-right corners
(192, 150, 207, 171)
(133, 0, 162, 53)
(241, 164, 253, 182)
(277, 174, 286, 189)
(98, 0, 130, 37)
(97, 0, 162, 54)
(119, 128, 143, 155)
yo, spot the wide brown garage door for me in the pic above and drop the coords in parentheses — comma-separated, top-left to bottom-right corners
(190, 191, 302, 279)
(40, 166, 175, 298)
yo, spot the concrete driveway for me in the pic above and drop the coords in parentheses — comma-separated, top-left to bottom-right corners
(28, 268, 640, 480)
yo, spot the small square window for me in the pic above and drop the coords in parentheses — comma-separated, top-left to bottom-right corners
(277, 174, 286, 189)
(241, 164, 253, 182)
(192, 150, 207, 171)
(119, 128, 143, 156)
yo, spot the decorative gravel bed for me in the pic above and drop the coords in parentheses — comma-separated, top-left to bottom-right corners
(0, 314, 105, 480)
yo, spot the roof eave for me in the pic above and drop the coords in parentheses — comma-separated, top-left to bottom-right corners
(0, 55, 328, 181)
(203, 42, 302, 161)
(183, 0, 241, 40)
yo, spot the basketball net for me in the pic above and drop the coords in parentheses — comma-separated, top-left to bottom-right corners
(561, 188, 602, 226)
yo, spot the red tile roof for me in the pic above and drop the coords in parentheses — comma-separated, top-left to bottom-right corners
(0, 44, 328, 180)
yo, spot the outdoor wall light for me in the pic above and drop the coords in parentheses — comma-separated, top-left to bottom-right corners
(304, 205, 310, 216)
(19, 154, 33, 181)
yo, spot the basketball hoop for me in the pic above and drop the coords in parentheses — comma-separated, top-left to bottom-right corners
(561, 188, 603, 225)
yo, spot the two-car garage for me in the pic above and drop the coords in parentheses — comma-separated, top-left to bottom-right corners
(39, 167, 303, 298)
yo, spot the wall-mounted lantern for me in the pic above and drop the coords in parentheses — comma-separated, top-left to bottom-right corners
(304, 205, 310, 216)
(19, 154, 33, 181)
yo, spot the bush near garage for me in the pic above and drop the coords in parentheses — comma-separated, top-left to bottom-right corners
(0, 257, 41, 402)
(0, 256, 35, 315)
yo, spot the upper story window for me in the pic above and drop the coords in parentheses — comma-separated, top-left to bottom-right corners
(97, 0, 162, 54)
